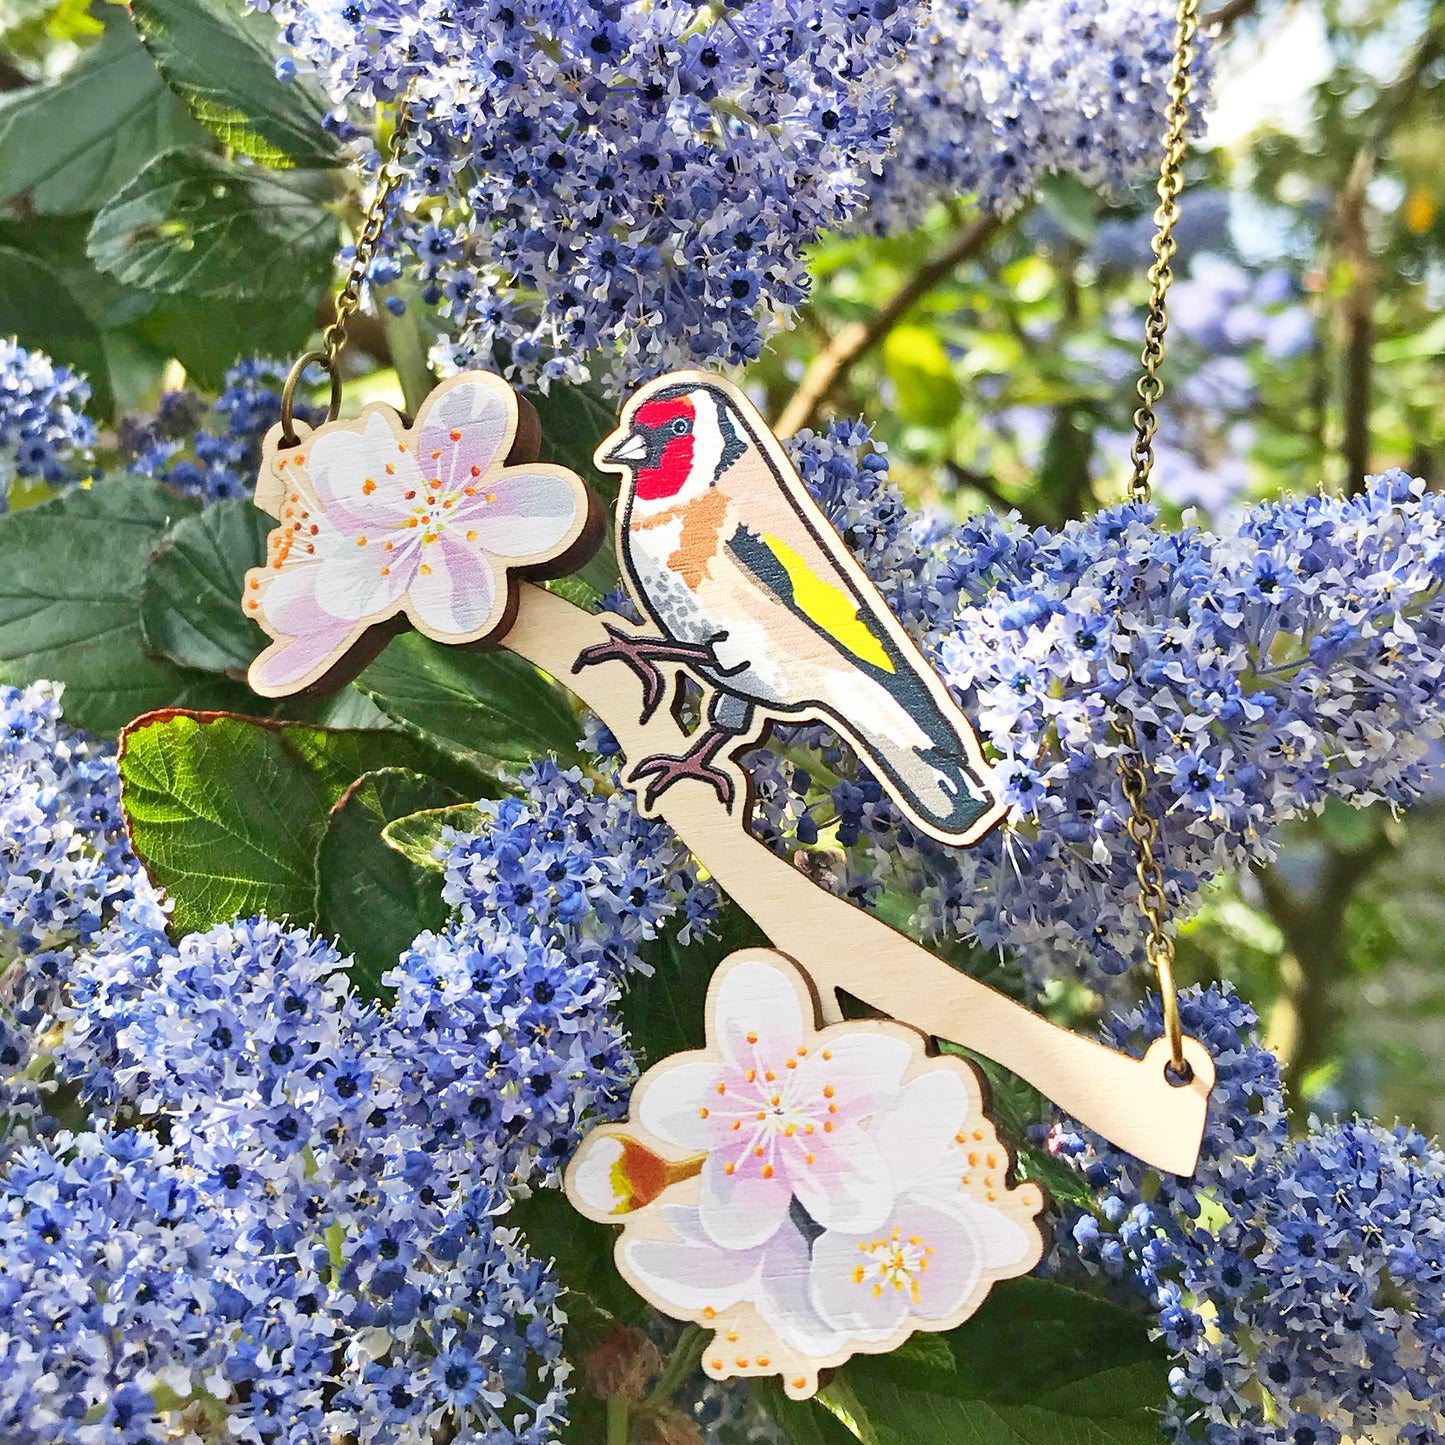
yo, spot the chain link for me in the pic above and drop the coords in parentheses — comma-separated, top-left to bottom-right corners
(1128, 0, 1201, 505)
(1119, 0, 1201, 1082)
(280, 89, 417, 444)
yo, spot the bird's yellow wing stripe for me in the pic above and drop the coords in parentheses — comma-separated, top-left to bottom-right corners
(761, 533, 895, 674)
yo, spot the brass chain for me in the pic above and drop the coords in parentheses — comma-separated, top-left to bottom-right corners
(1118, 0, 1201, 1081)
(1128, 0, 1201, 504)
(280, 89, 417, 444)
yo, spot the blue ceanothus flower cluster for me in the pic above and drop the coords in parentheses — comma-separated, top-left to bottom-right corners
(0, 683, 143, 1158)
(263, 0, 920, 388)
(1049, 987, 1445, 1445)
(754, 433, 1445, 992)
(122, 358, 325, 506)
(866, 0, 1210, 229)
(0, 696, 712, 1439)
(0, 339, 95, 504)
(260, 0, 1199, 386)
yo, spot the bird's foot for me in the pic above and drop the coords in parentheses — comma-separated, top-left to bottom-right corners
(629, 733, 737, 811)
(573, 623, 718, 724)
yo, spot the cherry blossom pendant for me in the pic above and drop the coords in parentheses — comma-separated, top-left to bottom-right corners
(567, 949, 1046, 1399)
(242, 366, 1214, 1400)
(245, 370, 601, 697)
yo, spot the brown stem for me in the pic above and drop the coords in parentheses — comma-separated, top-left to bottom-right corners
(941, 460, 1051, 528)
(1204, 0, 1260, 31)
(1256, 830, 1392, 1106)
(1337, 147, 1377, 494)
(773, 214, 1002, 438)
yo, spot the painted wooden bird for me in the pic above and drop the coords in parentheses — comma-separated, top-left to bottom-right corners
(580, 371, 1003, 847)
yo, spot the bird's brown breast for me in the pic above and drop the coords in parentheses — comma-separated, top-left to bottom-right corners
(631, 487, 731, 589)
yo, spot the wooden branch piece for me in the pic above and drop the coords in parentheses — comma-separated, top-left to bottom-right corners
(508, 582, 1215, 1177)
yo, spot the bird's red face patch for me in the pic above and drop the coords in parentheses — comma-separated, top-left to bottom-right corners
(632, 394, 695, 502)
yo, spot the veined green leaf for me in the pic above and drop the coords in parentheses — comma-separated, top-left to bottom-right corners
(316, 768, 463, 996)
(355, 632, 584, 771)
(141, 496, 271, 678)
(0, 477, 249, 733)
(381, 803, 486, 871)
(118, 711, 483, 934)
(88, 148, 338, 301)
(131, 0, 341, 168)
(0, 19, 203, 215)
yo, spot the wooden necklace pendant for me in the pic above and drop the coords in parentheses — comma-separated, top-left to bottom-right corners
(568, 949, 1045, 1399)
(579, 372, 1005, 847)
(243, 367, 1215, 1400)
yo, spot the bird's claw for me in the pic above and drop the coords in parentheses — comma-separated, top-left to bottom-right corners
(573, 625, 721, 726)
(574, 624, 669, 721)
(629, 746, 736, 811)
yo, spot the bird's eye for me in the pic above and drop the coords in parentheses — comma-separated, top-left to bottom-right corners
(670, 418, 689, 437)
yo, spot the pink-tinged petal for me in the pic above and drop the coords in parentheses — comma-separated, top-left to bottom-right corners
(623, 1213, 764, 1313)
(417, 376, 513, 492)
(250, 617, 360, 693)
(808, 1228, 911, 1342)
(260, 551, 396, 632)
(711, 958, 806, 1072)
(307, 411, 423, 532)
(638, 1060, 732, 1152)
(790, 1123, 895, 1235)
(896, 1200, 985, 1321)
(405, 536, 498, 637)
(868, 1071, 974, 1181)
(809, 1198, 984, 1339)
(698, 1149, 792, 1251)
(458, 468, 582, 558)
(258, 559, 330, 633)
(756, 1216, 847, 1357)
(794, 1031, 912, 1127)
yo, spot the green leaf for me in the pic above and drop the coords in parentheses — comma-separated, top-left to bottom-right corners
(356, 632, 584, 771)
(0, 245, 113, 415)
(832, 1278, 1172, 1445)
(0, 19, 204, 215)
(757, 1383, 862, 1445)
(527, 378, 616, 499)
(141, 497, 270, 678)
(625, 900, 768, 1069)
(0, 477, 252, 734)
(119, 711, 482, 935)
(316, 768, 462, 997)
(1317, 797, 1381, 854)
(298, 685, 394, 731)
(137, 292, 318, 392)
(88, 148, 338, 301)
(131, 0, 341, 168)
(382, 803, 484, 871)
(526, 379, 621, 595)
(1034, 407, 1094, 527)
(881, 325, 963, 429)
(1036, 174, 1101, 246)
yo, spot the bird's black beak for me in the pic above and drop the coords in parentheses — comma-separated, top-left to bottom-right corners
(602, 428, 649, 466)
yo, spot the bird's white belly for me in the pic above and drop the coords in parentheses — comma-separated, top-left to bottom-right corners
(627, 520, 791, 705)
(628, 520, 720, 646)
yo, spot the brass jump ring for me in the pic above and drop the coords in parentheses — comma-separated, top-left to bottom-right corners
(279, 349, 343, 447)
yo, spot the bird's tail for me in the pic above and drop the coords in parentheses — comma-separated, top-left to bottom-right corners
(823, 671, 1004, 846)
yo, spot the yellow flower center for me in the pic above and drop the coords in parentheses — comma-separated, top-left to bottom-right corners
(851, 1224, 933, 1302)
